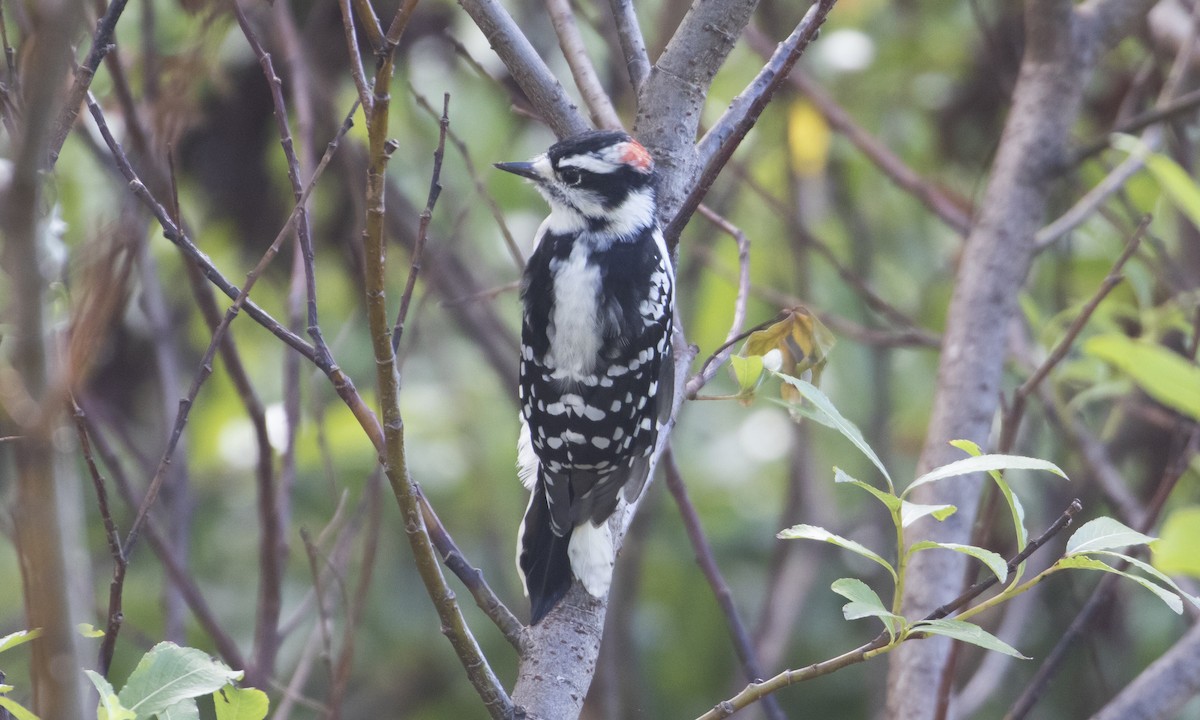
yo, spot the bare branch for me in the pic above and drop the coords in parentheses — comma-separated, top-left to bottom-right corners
(607, 0, 650, 92)
(546, 0, 622, 130)
(999, 217, 1147, 451)
(743, 26, 972, 234)
(47, 0, 130, 166)
(663, 449, 787, 720)
(665, 0, 836, 244)
(359, 27, 513, 717)
(457, 0, 590, 138)
(394, 93, 449, 353)
(636, 0, 765, 223)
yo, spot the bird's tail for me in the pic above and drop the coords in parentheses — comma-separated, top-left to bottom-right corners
(517, 478, 573, 625)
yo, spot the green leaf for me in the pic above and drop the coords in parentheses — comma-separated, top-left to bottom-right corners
(1092, 551, 1200, 610)
(78, 623, 106, 639)
(830, 578, 903, 638)
(834, 468, 900, 511)
(1066, 517, 1157, 555)
(0, 696, 40, 720)
(905, 454, 1067, 499)
(0, 684, 11, 694)
(84, 670, 135, 720)
(899, 501, 957, 527)
(1055, 556, 1183, 614)
(778, 524, 897, 581)
(1153, 506, 1200, 579)
(774, 372, 893, 489)
(909, 541, 1008, 583)
(159, 699, 200, 720)
(1084, 334, 1200, 421)
(729, 354, 765, 396)
(1111, 133, 1200, 229)
(213, 686, 270, 720)
(118, 643, 244, 717)
(0, 629, 42, 654)
(912, 619, 1029, 659)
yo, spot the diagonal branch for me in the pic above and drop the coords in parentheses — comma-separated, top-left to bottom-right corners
(663, 449, 788, 720)
(47, 0, 130, 166)
(457, 0, 590, 138)
(664, 0, 837, 244)
(546, 0, 622, 130)
(607, 0, 650, 92)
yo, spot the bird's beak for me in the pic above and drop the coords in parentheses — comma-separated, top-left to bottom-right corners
(494, 161, 540, 181)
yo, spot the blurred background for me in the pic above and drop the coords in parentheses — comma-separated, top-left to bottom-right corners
(1, 0, 1199, 717)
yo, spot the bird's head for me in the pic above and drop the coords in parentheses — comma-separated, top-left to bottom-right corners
(496, 130, 657, 236)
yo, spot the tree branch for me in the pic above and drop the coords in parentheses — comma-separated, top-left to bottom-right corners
(663, 449, 787, 720)
(665, 0, 837, 245)
(546, 0, 622, 129)
(607, 0, 650, 92)
(457, 0, 590, 138)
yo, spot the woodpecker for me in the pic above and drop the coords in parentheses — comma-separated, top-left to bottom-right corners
(496, 130, 675, 624)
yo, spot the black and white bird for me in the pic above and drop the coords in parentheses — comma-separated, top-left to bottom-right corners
(496, 130, 675, 624)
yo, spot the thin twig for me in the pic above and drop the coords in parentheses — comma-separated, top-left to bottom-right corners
(667, 0, 837, 244)
(80, 405, 248, 670)
(338, 0, 374, 113)
(546, 0, 622, 129)
(998, 216, 1147, 450)
(687, 311, 789, 400)
(457, 0, 590, 138)
(743, 26, 972, 235)
(663, 449, 788, 720)
(684, 205, 753, 397)
(394, 93, 449, 353)
(47, 0, 130, 166)
(300, 529, 341, 720)
(71, 398, 125, 677)
(351, 0, 384, 51)
(409, 85, 524, 269)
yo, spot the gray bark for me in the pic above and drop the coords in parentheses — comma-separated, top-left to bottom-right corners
(1089, 620, 1200, 720)
(884, 0, 1157, 717)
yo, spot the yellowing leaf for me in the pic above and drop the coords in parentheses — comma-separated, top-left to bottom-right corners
(742, 307, 836, 405)
(788, 100, 832, 177)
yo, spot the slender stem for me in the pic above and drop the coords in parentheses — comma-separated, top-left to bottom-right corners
(698, 499, 1082, 719)
(663, 449, 788, 720)
(999, 216, 1147, 451)
(393, 93, 449, 353)
(47, 0, 130, 166)
(360, 17, 513, 717)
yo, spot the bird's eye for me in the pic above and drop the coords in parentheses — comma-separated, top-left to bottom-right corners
(559, 168, 583, 187)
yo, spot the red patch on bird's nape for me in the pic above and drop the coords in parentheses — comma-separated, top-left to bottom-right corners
(619, 140, 654, 173)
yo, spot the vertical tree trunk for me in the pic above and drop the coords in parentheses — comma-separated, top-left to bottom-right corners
(885, 0, 1154, 716)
